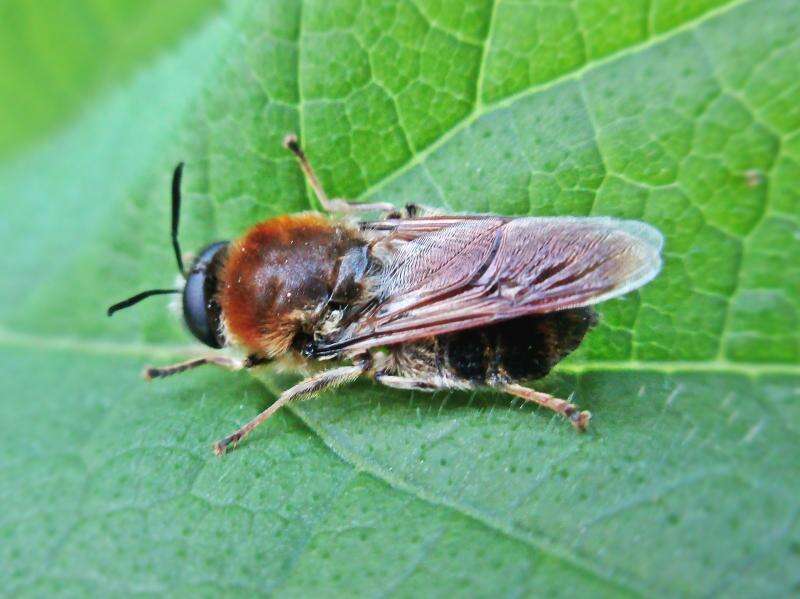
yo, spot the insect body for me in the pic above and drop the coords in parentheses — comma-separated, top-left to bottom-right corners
(108, 135, 663, 454)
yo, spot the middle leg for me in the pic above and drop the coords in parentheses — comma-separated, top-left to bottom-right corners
(214, 363, 366, 455)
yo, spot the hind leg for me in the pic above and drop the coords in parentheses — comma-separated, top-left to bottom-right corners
(502, 383, 591, 432)
(284, 134, 395, 215)
(376, 374, 589, 432)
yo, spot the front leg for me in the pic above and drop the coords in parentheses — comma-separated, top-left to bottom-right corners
(143, 354, 268, 379)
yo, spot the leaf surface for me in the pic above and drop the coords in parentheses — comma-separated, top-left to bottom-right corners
(1, 0, 798, 596)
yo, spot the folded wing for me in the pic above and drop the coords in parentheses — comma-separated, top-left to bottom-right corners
(317, 216, 663, 355)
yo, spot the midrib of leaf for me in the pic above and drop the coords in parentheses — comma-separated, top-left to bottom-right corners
(2, 328, 797, 377)
(354, 0, 749, 203)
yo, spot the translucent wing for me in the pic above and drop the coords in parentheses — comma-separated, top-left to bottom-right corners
(316, 216, 663, 356)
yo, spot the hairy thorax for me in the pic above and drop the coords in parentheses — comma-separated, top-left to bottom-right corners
(218, 213, 365, 356)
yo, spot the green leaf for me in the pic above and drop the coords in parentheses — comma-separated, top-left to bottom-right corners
(0, 0, 224, 158)
(2, 0, 798, 596)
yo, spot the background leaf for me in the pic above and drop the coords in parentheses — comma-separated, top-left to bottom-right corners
(1, 0, 798, 596)
(0, 0, 224, 159)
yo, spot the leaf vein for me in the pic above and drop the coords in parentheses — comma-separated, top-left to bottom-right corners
(358, 0, 752, 204)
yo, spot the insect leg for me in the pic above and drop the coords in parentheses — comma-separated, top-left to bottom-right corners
(213, 364, 365, 455)
(143, 354, 269, 380)
(376, 374, 438, 391)
(375, 373, 472, 392)
(283, 134, 395, 215)
(502, 383, 591, 432)
(143, 356, 244, 379)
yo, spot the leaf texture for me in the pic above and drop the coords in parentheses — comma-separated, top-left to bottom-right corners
(1, 0, 798, 596)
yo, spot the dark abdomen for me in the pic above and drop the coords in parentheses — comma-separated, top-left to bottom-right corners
(437, 308, 597, 384)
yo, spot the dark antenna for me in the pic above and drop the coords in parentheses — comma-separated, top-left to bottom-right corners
(107, 289, 180, 317)
(172, 162, 186, 277)
(106, 162, 188, 317)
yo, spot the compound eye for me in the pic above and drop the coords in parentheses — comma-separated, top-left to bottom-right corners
(182, 241, 228, 348)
